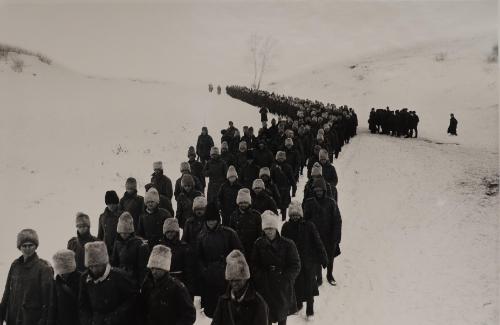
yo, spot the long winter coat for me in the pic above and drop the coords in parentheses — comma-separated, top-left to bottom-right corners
(320, 161, 339, 201)
(238, 161, 260, 189)
(151, 171, 173, 200)
(49, 271, 81, 325)
(251, 191, 278, 215)
(271, 162, 296, 209)
(138, 207, 173, 249)
(98, 207, 123, 256)
(0, 254, 54, 325)
(67, 232, 98, 272)
(158, 235, 194, 293)
(251, 234, 301, 323)
(188, 159, 206, 190)
(196, 224, 243, 318)
(111, 235, 149, 285)
(79, 267, 137, 325)
(211, 283, 269, 325)
(197, 134, 215, 162)
(181, 216, 206, 296)
(175, 190, 203, 228)
(302, 196, 342, 259)
(217, 180, 242, 226)
(204, 157, 228, 204)
(229, 208, 262, 260)
(281, 219, 328, 302)
(253, 147, 274, 169)
(119, 191, 144, 230)
(139, 272, 196, 325)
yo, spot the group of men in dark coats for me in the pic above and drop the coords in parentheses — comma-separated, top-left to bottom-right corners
(368, 107, 419, 138)
(0, 87, 354, 325)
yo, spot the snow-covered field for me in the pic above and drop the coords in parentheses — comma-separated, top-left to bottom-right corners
(0, 1, 498, 324)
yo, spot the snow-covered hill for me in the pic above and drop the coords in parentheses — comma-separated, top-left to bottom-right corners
(0, 1, 498, 324)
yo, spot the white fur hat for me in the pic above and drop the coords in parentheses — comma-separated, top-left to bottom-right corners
(311, 162, 323, 177)
(261, 210, 280, 230)
(210, 146, 220, 156)
(163, 218, 180, 234)
(225, 250, 250, 280)
(85, 241, 109, 267)
(259, 167, 271, 178)
(288, 201, 303, 218)
(192, 196, 207, 211)
(153, 161, 163, 170)
(227, 165, 238, 179)
(252, 178, 265, 190)
(147, 245, 171, 271)
(117, 212, 134, 234)
(144, 188, 160, 204)
(53, 249, 76, 275)
(180, 161, 191, 173)
(236, 188, 252, 205)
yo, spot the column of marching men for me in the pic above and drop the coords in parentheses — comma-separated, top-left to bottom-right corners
(0, 88, 357, 325)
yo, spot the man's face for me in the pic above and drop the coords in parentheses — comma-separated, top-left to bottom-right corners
(206, 220, 218, 229)
(238, 202, 250, 211)
(119, 233, 131, 240)
(77, 224, 90, 235)
(202, 129, 207, 135)
(107, 204, 118, 211)
(314, 188, 325, 198)
(20, 242, 36, 258)
(263, 228, 277, 240)
(194, 208, 206, 217)
(154, 168, 162, 174)
(182, 184, 193, 192)
(320, 157, 328, 164)
(230, 279, 247, 293)
(290, 214, 301, 221)
(89, 264, 107, 278)
(165, 231, 177, 240)
(146, 200, 158, 211)
(151, 268, 167, 281)
(126, 183, 137, 193)
(228, 176, 237, 184)
(261, 175, 270, 182)
(253, 187, 263, 194)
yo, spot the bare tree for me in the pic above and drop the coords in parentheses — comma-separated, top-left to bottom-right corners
(249, 33, 276, 90)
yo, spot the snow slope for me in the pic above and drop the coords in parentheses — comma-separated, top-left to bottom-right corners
(0, 1, 498, 324)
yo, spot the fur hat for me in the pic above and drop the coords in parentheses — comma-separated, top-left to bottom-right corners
(252, 178, 265, 190)
(239, 141, 247, 152)
(225, 250, 250, 280)
(117, 212, 134, 234)
(221, 141, 229, 150)
(144, 188, 160, 204)
(236, 188, 252, 205)
(227, 165, 238, 180)
(187, 146, 196, 158)
(105, 190, 119, 205)
(53, 249, 76, 275)
(311, 162, 323, 177)
(285, 138, 293, 147)
(259, 167, 271, 178)
(163, 218, 180, 234)
(288, 201, 303, 218)
(75, 212, 91, 227)
(276, 151, 286, 161)
(125, 177, 137, 186)
(17, 229, 39, 249)
(312, 177, 327, 191)
(319, 149, 329, 161)
(153, 161, 163, 170)
(181, 174, 195, 187)
(261, 210, 280, 230)
(210, 146, 220, 156)
(204, 202, 221, 222)
(85, 241, 109, 267)
(147, 245, 171, 271)
(192, 196, 207, 211)
(180, 162, 191, 173)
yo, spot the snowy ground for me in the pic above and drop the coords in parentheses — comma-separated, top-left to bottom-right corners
(0, 1, 498, 324)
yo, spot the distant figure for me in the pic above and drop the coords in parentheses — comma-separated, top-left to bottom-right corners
(208, 83, 213, 93)
(217, 85, 222, 95)
(448, 113, 458, 136)
(259, 107, 269, 122)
